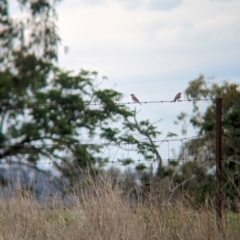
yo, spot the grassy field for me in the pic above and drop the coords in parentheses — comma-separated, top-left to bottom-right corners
(0, 178, 239, 240)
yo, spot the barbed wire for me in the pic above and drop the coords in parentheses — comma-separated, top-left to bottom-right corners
(1, 157, 238, 165)
(0, 133, 211, 148)
(0, 156, 240, 164)
(0, 98, 214, 110)
(1, 97, 239, 110)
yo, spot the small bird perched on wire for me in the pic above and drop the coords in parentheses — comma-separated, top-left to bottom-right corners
(131, 94, 142, 105)
(173, 92, 182, 102)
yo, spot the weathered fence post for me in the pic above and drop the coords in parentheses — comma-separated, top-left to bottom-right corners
(216, 97, 223, 231)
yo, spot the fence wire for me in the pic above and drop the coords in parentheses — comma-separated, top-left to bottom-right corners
(0, 98, 239, 234)
(0, 135, 239, 210)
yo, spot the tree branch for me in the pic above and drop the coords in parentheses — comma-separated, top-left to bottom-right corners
(132, 112, 162, 170)
(0, 136, 30, 158)
(165, 175, 196, 204)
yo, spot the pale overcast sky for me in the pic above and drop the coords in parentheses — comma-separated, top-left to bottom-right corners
(10, 0, 240, 160)
(57, 0, 240, 85)
(56, 0, 240, 138)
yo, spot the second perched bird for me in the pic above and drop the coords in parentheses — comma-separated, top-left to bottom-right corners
(131, 94, 142, 105)
(173, 92, 182, 102)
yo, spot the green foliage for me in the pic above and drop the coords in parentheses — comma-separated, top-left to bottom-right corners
(175, 75, 240, 210)
(168, 160, 179, 167)
(135, 163, 147, 171)
(120, 114, 162, 166)
(0, 0, 166, 189)
(119, 158, 135, 166)
(166, 132, 178, 138)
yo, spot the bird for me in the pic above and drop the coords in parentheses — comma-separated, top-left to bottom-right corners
(131, 94, 142, 105)
(173, 92, 182, 102)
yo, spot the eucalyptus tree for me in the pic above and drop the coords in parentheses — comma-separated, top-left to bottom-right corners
(0, 1, 166, 192)
(175, 75, 240, 211)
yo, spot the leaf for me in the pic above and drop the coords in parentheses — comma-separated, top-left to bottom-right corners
(119, 158, 134, 166)
(167, 132, 178, 138)
(135, 163, 147, 171)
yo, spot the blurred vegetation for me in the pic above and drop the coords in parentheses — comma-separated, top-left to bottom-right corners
(0, 0, 165, 193)
(0, 1, 239, 213)
(0, 174, 239, 240)
(174, 75, 240, 212)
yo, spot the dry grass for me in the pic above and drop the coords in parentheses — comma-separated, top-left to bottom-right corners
(0, 176, 239, 240)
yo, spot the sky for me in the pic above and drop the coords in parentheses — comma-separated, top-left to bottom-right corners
(57, 0, 240, 84)
(9, 0, 240, 163)
(56, 0, 240, 139)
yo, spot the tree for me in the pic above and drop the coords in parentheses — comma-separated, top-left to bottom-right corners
(0, 1, 167, 194)
(0, 0, 59, 186)
(0, 1, 135, 188)
(175, 75, 240, 211)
